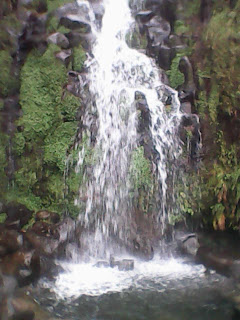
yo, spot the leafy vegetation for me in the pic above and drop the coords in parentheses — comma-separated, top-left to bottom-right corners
(166, 53, 185, 89)
(8, 43, 82, 215)
(130, 146, 152, 191)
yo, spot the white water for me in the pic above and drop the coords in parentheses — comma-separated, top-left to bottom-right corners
(75, 0, 182, 257)
(42, 257, 206, 300)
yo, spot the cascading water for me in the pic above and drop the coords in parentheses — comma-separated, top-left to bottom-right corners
(35, 3, 236, 317)
(75, 0, 182, 258)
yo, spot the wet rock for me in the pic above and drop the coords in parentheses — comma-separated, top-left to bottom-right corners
(47, 32, 69, 49)
(65, 71, 88, 98)
(1, 202, 33, 230)
(60, 15, 91, 32)
(18, 13, 47, 62)
(136, 10, 155, 24)
(30, 221, 51, 237)
(24, 231, 59, 257)
(50, 217, 76, 242)
(157, 44, 175, 70)
(145, 16, 171, 47)
(0, 250, 40, 287)
(177, 233, 199, 256)
(35, 210, 60, 224)
(0, 228, 23, 256)
(181, 101, 192, 114)
(179, 114, 201, 162)
(91, 2, 105, 28)
(145, 0, 176, 26)
(65, 32, 95, 51)
(178, 56, 196, 103)
(55, 49, 72, 67)
(132, 236, 154, 261)
(94, 261, 110, 268)
(4, 289, 60, 320)
(118, 259, 134, 271)
(39, 256, 63, 279)
(109, 256, 134, 271)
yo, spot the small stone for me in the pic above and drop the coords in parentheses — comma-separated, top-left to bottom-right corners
(118, 259, 134, 271)
(94, 261, 110, 268)
(55, 49, 72, 67)
(47, 32, 69, 49)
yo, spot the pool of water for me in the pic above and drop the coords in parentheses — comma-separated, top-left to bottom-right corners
(34, 257, 236, 320)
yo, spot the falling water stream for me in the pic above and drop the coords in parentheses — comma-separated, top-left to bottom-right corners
(35, 0, 235, 318)
(76, 0, 182, 257)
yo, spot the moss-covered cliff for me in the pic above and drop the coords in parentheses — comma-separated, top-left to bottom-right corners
(170, 0, 240, 230)
(0, 0, 86, 219)
(1, 0, 240, 232)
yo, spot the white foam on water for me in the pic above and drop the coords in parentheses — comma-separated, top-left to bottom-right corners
(43, 258, 206, 300)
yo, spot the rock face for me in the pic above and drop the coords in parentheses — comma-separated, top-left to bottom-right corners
(1, 203, 33, 231)
(177, 233, 200, 256)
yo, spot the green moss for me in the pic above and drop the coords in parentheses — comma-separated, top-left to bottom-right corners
(46, 16, 70, 34)
(174, 20, 190, 36)
(73, 45, 86, 72)
(0, 213, 7, 223)
(19, 45, 66, 139)
(46, 0, 71, 12)
(126, 27, 148, 50)
(10, 42, 86, 215)
(184, 0, 201, 18)
(60, 92, 80, 121)
(130, 146, 152, 191)
(44, 121, 78, 171)
(166, 53, 185, 89)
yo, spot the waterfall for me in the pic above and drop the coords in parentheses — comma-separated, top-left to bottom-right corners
(76, 0, 182, 258)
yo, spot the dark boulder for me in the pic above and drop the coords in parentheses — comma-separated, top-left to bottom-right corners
(0, 227, 23, 257)
(94, 261, 110, 268)
(132, 236, 154, 261)
(50, 217, 76, 242)
(145, 16, 171, 47)
(24, 231, 59, 256)
(30, 221, 51, 237)
(0, 250, 40, 287)
(18, 13, 47, 62)
(65, 32, 96, 51)
(24, 217, 76, 258)
(60, 15, 91, 32)
(145, 0, 176, 27)
(1, 202, 33, 230)
(118, 259, 134, 271)
(178, 56, 196, 104)
(47, 32, 69, 49)
(179, 114, 201, 162)
(157, 44, 175, 70)
(177, 233, 199, 256)
(35, 210, 60, 224)
(110, 256, 134, 271)
(136, 10, 155, 24)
